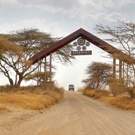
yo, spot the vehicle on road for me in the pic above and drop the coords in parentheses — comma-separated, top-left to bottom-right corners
(68, 84, 75, 91)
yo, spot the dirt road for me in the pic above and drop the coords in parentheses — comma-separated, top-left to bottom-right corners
(0, 92, 135, 135)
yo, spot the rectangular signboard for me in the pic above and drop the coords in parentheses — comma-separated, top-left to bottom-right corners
(71, 50, 92, 55)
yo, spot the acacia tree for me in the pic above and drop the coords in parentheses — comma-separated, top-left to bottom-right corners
(83, 62, 112, 89)
(24, 71, 54, 86)
(0, 37, 23, 86)
(0, 29, 74, 86)
(0, 30, 46, 86)
(0, 37, 22, 54)
(96, 22, 135, 86)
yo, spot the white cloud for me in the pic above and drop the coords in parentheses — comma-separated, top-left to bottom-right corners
(0, 0, 18, 6)
(1, 0, 135, 26)
(18, 0, 80, 10)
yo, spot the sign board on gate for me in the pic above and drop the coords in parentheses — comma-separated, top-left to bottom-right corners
(71, 37, 92, 56)
(71, 50, 92, 55)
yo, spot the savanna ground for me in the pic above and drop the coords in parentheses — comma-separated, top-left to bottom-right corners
(0, 89, 135, 135)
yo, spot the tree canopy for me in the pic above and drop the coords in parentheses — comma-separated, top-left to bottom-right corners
(0, 29, 74, 86)
(96, 22, 135, 86)
(0, 37, 22, 54)
(83, 62, 112, 89)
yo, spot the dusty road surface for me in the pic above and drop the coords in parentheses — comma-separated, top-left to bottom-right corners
(0, 92, 135, 135)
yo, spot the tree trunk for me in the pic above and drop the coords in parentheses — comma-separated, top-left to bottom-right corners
(15, 75, 23, 87)
(8, 78, 14, 86)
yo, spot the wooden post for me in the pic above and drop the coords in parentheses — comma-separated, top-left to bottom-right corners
(37, 60, 42, 86)
(113, 58, 116, 79)
(126, 64, 129, 87)
(44, 57, 47, 83)
(49, 54, 52, 82)
(122, 61, 125, 79)
(119, 60, 122, 80)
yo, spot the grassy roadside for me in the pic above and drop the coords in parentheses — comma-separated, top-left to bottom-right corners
(83, 88, 135, 110)
(0, 86, 64, 111)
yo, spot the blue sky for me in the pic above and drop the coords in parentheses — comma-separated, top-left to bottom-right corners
(0, 0, 135, 89)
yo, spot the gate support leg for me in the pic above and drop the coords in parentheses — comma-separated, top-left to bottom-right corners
(44, 57, 47, 83)
(113, 58, 116, 79)
(49, 54, 52, 82)
(126, 64, 129, 87)
(122, 61, 125, 79)
(119, 60, 122, 80)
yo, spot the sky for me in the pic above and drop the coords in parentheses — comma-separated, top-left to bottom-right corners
(0, 0, 135, 90)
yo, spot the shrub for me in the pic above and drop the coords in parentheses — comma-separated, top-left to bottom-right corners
(0, 86, 64, 110)
(127, 87, 135, 99)
(83, 88, 110, 99)
(83, 88, 135, 110)
(109, 78, 126, 96)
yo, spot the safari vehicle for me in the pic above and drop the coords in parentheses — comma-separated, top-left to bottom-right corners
(68, 84, 75, 91)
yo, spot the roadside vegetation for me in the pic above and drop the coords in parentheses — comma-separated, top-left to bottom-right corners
(82, 22, 135, 110)
(83, 88, 135, 110)
(0, 28, 73, 112)
(82, 61, 135, 110)
(0, 85, 64, 111)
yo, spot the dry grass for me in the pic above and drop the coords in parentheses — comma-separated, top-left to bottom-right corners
(0, 86, 64, 110)
(83, 88, 135, 110)
(101, 96, 135, 110)
(83, 88, 110, 99)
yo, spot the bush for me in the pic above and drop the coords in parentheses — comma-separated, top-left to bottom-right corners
(109, 78, 126, 96)
(127, 88, 135, 99)
(101, 96, 135, 110)
(0, 86, 64, 110)
(83, 88, 135, 110)
(83, 88, 110, 99)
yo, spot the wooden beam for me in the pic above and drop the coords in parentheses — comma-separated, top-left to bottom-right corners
(113, 58, 116, 78)
(126, 64, 129, 86)
(29, 28, 135, 65)
(122, 61, 125, 79)
(119, 60, 122, 79)
(44, 57, 47, 83)
(49, 54, 52, 82)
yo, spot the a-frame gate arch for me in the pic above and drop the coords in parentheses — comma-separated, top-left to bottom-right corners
(29, 28, 135, 81)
